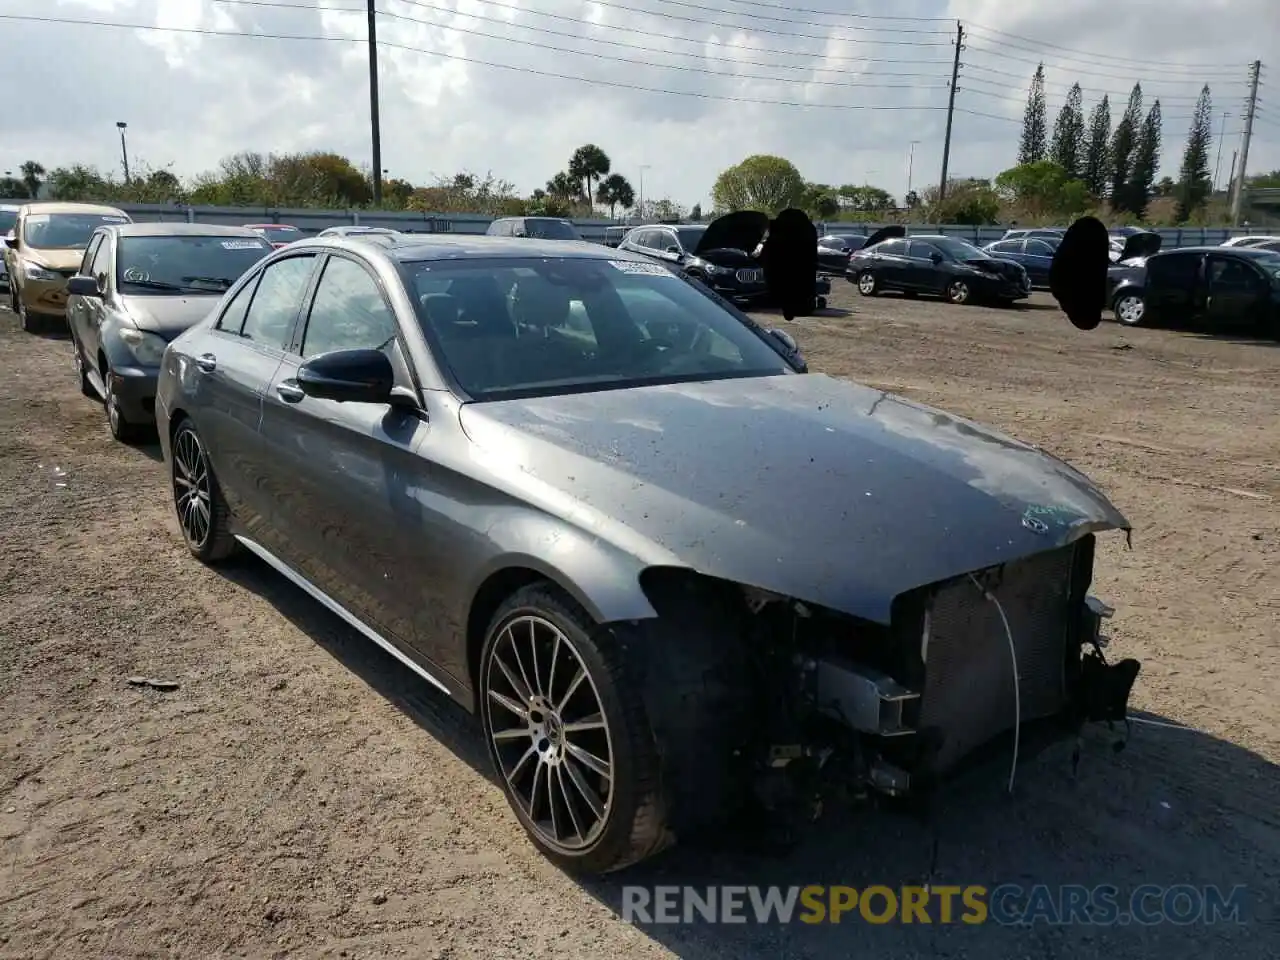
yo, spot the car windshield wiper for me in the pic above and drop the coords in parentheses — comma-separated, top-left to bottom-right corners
(181, 276, 235, 290)
(120, 278, 186, 292)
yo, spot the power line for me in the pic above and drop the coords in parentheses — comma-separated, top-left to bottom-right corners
(595, 0, 952, 23)
(964, 40, 1244, 81)
(962, 63, 1226, 101)
(386, 0, 951, 46)
(963, 75, 1210, 106)
(963, 21, 1246, 71)
(0, 11, 950, 111)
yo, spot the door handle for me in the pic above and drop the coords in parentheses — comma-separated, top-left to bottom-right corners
(275, 381, 305, 403)
(195, 353, 217, 372)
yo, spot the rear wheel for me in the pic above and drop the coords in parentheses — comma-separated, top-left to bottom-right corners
(1113, 292, 1146, 326)
(170, 417, 238, 563)
(856, 271, 877, 296)
(945, 279, 971, 304)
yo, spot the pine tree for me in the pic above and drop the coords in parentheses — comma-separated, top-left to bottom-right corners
(1109, 84, 1143, 212)
(1126, 100, 1162, 219)
(1082, 96, 1112, 198)
(1018, 64, 1048, 166)
(1176, 85, 1214, 222)
(1050, 83, 1086, 179)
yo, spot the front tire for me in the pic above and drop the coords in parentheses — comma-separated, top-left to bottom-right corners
(170, 417, 238, 563)
(102, 362, 148, 444)
(70, 335, 95, 398)
(945, 279, 971, 304)
(1113, 292, 1146, 326)
(479, 584, 669, 874)
(856, 271, 878, 296)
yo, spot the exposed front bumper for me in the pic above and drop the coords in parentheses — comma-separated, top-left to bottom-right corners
(18, 275, 74, 319)
(107, 364, 160, 423)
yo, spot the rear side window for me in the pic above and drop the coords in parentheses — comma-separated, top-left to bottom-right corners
(1146, 253, 1201, 288)
(240, 255, 316, 348)
(1026, 240, 1055, 256)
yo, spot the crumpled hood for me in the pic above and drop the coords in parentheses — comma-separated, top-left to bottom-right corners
(695, 211, 770, 256)
(458, 374, 1129, 624)
(121, 294, 222, 340)
(24, 248, 84, 272)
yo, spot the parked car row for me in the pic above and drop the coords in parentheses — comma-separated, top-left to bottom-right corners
(847, 227, 1032, 306)
(3, 217, 1146, 875)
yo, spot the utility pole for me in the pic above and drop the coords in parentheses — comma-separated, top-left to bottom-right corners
(1212, 110, 1228, 192)
(116, 122, 130, 184)
(937, 20, 964, 205)
(907, 140, 919, 199)
(367, 0, 383, 206)
(1229, 60, 1261, 226)
(638, 164, 650, 219)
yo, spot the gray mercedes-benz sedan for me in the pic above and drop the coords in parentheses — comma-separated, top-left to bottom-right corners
(66, 222, 273, 442)
(155, 233, 1141, 874)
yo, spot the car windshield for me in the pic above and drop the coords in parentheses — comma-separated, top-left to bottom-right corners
(116, 235, 272, 295)
(0, 210, 16, 233)
(23, 212, 129, 250)
(676, 227, 707, 250)
(524, 219, 580, 240)
(1253, 251, 1280, 276)
(403, 256, 792, 400)
(258, 226, 299, 243)
(930, 237, 988, 260)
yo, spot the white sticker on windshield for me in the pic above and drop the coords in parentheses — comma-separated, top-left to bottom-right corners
(608, 260, 674, 277)
(222, 239, 267, 250)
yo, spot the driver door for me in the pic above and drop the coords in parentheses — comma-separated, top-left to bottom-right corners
(259, 252, 431, 646)
(905, 240, 944, 292)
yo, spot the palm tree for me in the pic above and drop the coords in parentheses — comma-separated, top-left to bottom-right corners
(546, 172, 577, 201)
(595, 173, 635, 218)
(20, 161, 46, 199)
(568, 145, 610, 208)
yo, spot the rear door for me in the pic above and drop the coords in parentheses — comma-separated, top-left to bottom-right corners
(905, 240, 944, 291)
(1204, 255, 1269, 329)
(260, 252, 430, 646)
(1022, 239, 1057, 285)
(195, 252, 320, 541)
(1143, 252, 1203, 325)
(870, 238, 911, 286)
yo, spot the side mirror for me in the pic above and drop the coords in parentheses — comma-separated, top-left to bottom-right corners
(930, 252, 944, 264)
(296, 348, 394, 404)
(4, 237, 17, 249)
(666, 245, 681, 256)
(67, 275, 102, 298)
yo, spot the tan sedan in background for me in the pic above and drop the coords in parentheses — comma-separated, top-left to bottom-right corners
(5, 201, 132, 332)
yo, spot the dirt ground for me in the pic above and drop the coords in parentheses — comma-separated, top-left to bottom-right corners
(1, 283, 1277, 960)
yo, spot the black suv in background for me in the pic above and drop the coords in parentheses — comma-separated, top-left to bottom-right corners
(617, 218, 769, 305)
(486, 217, 582, 240)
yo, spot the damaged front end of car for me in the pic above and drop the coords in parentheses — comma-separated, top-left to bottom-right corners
(642, 531, 1141, 832)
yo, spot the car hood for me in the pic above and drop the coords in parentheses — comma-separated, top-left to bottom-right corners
(23, 248, 84, 272)
(1120, 232, 1162, 261)
(121, 294, 222, 339)
(458, 374, 1129, 625)
(862, 225, 907, 249)
(695, 211, 770, 256)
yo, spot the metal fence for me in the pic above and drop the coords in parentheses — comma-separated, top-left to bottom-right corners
(3, 200, 1276, 248)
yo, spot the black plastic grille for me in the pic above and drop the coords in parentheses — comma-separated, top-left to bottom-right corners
(917, 544, 1078, 772)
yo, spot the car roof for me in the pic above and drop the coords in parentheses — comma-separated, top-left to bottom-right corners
(291, 234, 648, 263)
(244, 222, 299, 229)
(105, 222, 266, 238)
(17, 201, 128, 216)
(0, 203, 21, 212)
(1155, 246, 1276, 257)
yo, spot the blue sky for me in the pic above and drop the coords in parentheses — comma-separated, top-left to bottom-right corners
(2, 0, 1276, 208)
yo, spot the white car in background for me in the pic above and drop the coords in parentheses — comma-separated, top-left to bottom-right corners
(0, 203, 20, 288)
(1220, 235, 1280, 248)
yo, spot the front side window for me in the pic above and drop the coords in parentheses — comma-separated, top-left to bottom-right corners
(80, 234, 103, 275)
(22, 212, 130, 250)
(89, 234, 112, 278)
(929, 237, 987, 260)
(875, 239, 907, 256)
(116, 235, 272, 295)
(402, 256, 792, 400)
(301, 257, 398, 357)
(240, 255, 316, 348)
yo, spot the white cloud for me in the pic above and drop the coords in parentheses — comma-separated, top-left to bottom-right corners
(2, 0, 1276, 208)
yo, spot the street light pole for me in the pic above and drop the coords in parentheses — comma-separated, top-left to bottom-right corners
(907, 140, 920, 198)
(116, 122, 130, 183)
(638, 164, 651, 219)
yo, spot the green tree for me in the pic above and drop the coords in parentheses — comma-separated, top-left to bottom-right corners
(0, 175, 25, 198)
(836, 184, 895, 212)
(1018, 64, 1048, 166)
(45, 165, 116, 202)
(802, 183, 840, 219)
(648, 198, 687, 221)
(690, 203, 703, 221)
(712, 155, 806, 214)
(546, 171, 578, 202)
(924, 178, 1000, 225)
(1109, 84, 1143, 211)
(1249, 169, 1280, 188)
(20, 161, 46, 199)
(595, 173, 635, 218)
(1125, 100, 1162, 219)
(994, 160, 1091, 218)
(1176, 85, 1214, 222)
(1050, 83, 1085, 179)
(568, 144, 610, 206)
(1082, 95, 1112, 197)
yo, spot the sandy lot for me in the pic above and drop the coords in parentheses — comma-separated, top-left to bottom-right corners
(1, 284, 1277, 960)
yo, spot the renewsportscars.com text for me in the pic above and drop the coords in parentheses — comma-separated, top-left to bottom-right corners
(621, 884, 1248, 926)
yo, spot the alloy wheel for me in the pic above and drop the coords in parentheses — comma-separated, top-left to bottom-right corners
(104, 371, 121, 435)
(948, 280, 970, 304)
(1115, 295, 1145, 325)
(172, 427, 213, 549)
(857, 272, 876, 295)
(484, 614, 614, 854)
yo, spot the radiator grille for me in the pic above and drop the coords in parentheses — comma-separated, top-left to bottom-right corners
(917, 544, 1078, 772)
(736, 267, 764, 283)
